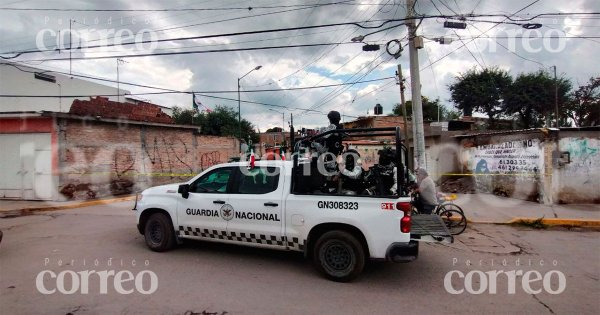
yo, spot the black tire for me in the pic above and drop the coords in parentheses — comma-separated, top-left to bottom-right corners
(313, 230, 365, 282)
(439, 209, 467, 235)
(144, 213, 176, 252)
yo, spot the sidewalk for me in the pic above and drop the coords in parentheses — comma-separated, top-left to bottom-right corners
(452, 193, 600, 227)
(0, 195, 135, 218)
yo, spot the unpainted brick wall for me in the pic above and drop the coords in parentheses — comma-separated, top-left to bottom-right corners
(59, 119, 237, 199)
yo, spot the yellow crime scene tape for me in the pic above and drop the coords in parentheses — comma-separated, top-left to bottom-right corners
(65, 171, 549, 177)
(65, 172, 197, 177)
(437, 173, 547, 177)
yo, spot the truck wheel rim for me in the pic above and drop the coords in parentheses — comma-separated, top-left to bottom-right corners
(149, 221, 163, 244)
(323, 242, 352, 271)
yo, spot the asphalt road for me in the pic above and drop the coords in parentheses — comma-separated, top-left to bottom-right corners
(0, 201, 599, 315)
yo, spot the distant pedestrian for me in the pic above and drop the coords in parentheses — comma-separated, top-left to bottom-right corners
(415, 168, 437, 214)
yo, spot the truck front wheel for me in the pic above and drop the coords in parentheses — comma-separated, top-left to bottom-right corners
(144, 212, 176, 252)
(313, 230, 365, 282)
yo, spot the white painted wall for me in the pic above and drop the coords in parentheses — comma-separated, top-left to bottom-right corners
(0, 62, 127, 112)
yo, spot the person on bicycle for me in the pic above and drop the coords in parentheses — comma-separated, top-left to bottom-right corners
(414, 167, 437, 214)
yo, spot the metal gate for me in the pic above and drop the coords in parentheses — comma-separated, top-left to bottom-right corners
(0, 133, 53, 200)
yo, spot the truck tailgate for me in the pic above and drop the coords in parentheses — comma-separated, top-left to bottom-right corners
(410, 214, 454, 244)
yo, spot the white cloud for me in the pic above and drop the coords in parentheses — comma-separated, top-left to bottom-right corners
(1, 0, 598, 131)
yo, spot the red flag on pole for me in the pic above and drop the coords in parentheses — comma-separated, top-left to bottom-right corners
(250, 149, 256, 168)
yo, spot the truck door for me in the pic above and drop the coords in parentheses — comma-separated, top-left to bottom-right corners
(177, 167, 234, 239)
(226, 166, 285, 249)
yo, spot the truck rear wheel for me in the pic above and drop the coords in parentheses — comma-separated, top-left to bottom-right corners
(144, 213, 176, 252)
(313, 230, 365, 282)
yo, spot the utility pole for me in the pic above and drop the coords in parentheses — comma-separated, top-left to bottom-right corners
(553, 65, 559, 127)
(406, 0, 426, 168)
(290, 113, 294, 151)
(117, 59, 120, 102)
(69, 19, 72, 76)
(396, 64, 412, 170)
(238, 65, 262, 153)
(116, 58, 127, 103)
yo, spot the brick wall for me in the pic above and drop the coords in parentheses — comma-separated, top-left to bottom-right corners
(58, 118, 237, 200)
(70, 96, 174, 124)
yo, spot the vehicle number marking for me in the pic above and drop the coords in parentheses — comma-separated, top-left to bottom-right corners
(381, 202, 395, 210)
(317, 201, 358, 210)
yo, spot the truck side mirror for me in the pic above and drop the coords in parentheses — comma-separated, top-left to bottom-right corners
(178, 184, 190, 199)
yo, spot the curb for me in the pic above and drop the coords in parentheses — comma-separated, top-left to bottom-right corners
(467, 217, 600, 227)
(0, 195, 135, 218)
(506, 217, 600, 227)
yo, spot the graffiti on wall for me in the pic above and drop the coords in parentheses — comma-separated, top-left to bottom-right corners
(564, 138, 599, 168)
(200, 151, 221, 170)
(143, 135, 194, 177)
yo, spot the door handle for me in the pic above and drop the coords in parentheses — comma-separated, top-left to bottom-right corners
(264, 202, 278, 207)
(213, 200, 226, 204)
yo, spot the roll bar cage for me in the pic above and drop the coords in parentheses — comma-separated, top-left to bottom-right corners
(291, 126, 410, 196)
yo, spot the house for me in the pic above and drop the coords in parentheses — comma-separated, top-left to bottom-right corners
(0, 62, 239, 201)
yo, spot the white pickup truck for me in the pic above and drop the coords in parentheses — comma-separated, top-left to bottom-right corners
(134, 158, 453, 282)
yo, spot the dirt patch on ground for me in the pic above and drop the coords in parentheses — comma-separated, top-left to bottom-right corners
(439, 176, 476, 194)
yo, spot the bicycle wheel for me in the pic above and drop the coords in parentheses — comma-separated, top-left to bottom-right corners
(439, 209, 467, 235)
(437, 203, 465, 216)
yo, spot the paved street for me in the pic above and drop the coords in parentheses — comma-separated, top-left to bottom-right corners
(1, 201, 599, 315)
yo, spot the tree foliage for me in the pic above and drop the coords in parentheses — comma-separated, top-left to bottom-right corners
(171, 106, 259, 143)
(265, 127, 283, 133)
(562, 77, 600, 127)
(448, 67, 512, 127)
(503, 70, 572, 128)
(392, 96, 460, 121)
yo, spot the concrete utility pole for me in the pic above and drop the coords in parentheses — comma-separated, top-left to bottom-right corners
(238, 65, 262, 153)
(406, 0, 426, 169)
(553, 65, 559, 127)
(396, 64, 412, 170)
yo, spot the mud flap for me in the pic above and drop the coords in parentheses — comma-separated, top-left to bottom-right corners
(410, 214, 454, 244)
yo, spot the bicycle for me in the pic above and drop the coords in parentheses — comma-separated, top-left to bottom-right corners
(410, 192, 467, 235)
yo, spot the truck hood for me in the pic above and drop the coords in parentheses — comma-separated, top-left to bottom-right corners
(143, 183, 183, 195)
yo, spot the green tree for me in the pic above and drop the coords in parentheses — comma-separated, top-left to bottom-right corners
(392, 96, 459, 121)
(171, 106, 258, 143)
(504, 70, 571, 128)
(562, 76, 599, 127)
(171, 106, 195, 125)
(265, 127, 283, 133)
(448, 67, 512, 128)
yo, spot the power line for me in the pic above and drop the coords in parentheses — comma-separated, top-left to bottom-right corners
(77, 2, 353, 48)
(0, 15, 496, 57)
(0, 1, 358, 12)
(273, 3, 400, 106)
(13, 42, 359, 62)
(0, 61, 394, 94)
(419, 0, 542, 72)
(429, 0, 485, 69)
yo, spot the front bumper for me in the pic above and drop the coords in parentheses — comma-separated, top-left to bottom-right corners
(385, 241, 419, 263)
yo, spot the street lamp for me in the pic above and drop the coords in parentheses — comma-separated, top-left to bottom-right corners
(238, 65, 262, 153)
(268, 108, 285, 147)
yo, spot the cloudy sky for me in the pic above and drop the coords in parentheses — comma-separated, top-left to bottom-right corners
(1, 0, 599, 130)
